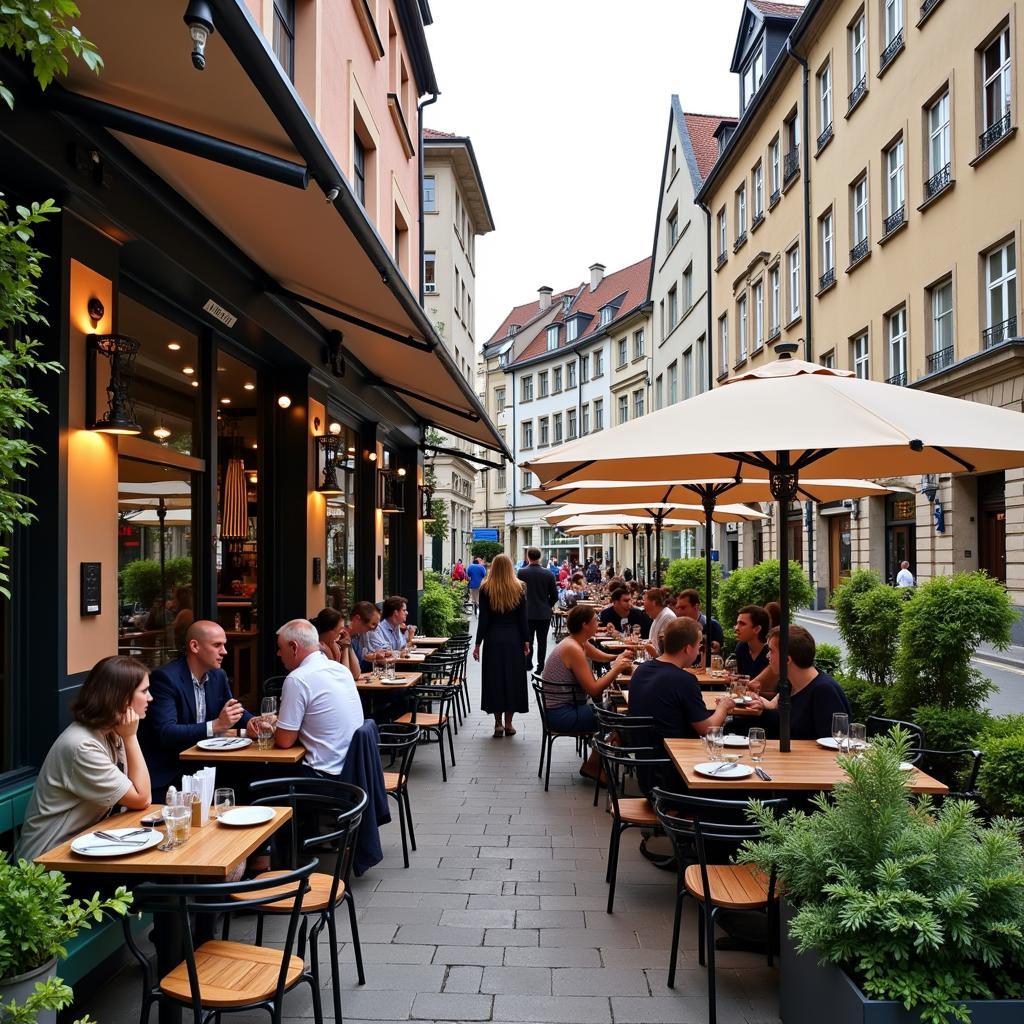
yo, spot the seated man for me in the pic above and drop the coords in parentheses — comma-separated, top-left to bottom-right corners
(750, 625, 851, 740)
(672, 588, 723, 664)
(140, 620, 256, 800)
(367, 595, 409, 656)
(734, 604, 773, 684)
(344, 600, 383, 674)
(274, 618, 365, 776)
(643, 587, 676, 657)
(598, 586, 650, 637)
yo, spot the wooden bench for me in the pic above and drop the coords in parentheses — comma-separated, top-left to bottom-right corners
(0, 769, 150, 987)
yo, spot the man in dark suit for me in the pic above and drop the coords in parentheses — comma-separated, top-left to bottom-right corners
(140, 620, 256, 799)
(517, 547, 559, 673)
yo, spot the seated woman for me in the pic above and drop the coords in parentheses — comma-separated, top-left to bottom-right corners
(15, 655, 153, 863)
(748, 625, 851, 740)
(541, 604, 632, 736)
(311, 606, 346, 663)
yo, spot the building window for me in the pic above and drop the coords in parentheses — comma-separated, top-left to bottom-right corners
(769, 136, 781, 199)
(697, 335, 706, 392)
(852, 331, 870, 378)
(850, 12, 867, 107)
(737, 295, 748, 361)
(851, 175, 869, 261)
(423, 175, 437, 213)
(617, 338, 628, 367)
(718, 314, 729, 372)
(736, 184, 747, 240)
(670, 144, 678, 177)
(495, 465, 506, 490)
(753, 280, 764, 349)
(668, 284, 679, 330)
(567, 408, 577, 438)
(819, 209, 835, 288)
(353, 134, 366, 205)
(741, 44, 765, 111)
(633, 389, 644, 419)
(546, 325, 559, 350)
(817, 59, 833, 144)
(787, 245, 801, 321)
(820, 350, 836, 369)
(929, 278, 954, 368)
(424, 251, 436, 290)
(594, 350, 604, 377)
(538, 370, 549, 398)
(581, 404, 590, 435)
(683, 347, 693, 400)
(981, 27, 1012, 153)
(521, 469, 532, 492)
(521, 420, 533, 448)
(683, 264, 693, 310)
(553, 366, 562, 392)
(521, 375, 533, 401)
(883, 0, 903, 49)
(784, 111, 800, 183)
(618, 394, 629, 424)
(566, 318, 578, 343)
(928, 91, 951, 185)
(593, 398, 604, 431)
(539, 416, 549, 446)
(272, 0, 295, 81)
(668, 360, 679, 403)
(753, 161, 764, 219)
(654, 374, 663, 409)
(495, 387, 506, 413)
(887, 306, 908, 384)
(567, 361, 576, 388)
(769, 265, 780, 333)
(667, 206, 679, 248)
(984, 239, 1017, 347)
(580, 355, 589, 384)
(885, 138, 905, 232)
(553, 412, 563, 443)
(600, 306, 613, 327)
(633, 328, 645, 359)
(717, 208, 727, 258)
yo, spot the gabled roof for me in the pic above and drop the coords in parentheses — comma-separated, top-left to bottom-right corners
(730, 0, 804, 72)
(423, 127, 456, 139)
(750, 1, 805, 15)
(423, 128, 496, 233)
(682, 110, 738, 184)
(484, 288, 577, 350)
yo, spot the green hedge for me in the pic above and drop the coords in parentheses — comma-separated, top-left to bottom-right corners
(420, 571, 461, 637)
(719, 560, 814, 647)
(663, 557, 720, 608)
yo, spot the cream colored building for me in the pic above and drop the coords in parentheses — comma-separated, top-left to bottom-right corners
(698, 0, 1024, 629)
(421, 129, 495, 571)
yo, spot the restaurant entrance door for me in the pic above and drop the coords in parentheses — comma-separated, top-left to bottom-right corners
(828, 514, 852, 595)
(978, 472, 1007, 583)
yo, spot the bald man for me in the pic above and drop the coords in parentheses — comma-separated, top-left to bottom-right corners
(140, 619, 256, 798)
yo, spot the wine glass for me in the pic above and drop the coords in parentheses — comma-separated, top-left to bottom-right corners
(213, 788, 235, 818)
(260, 696, 278, 719)
(748, 727, 767, 763)
(832, 712, 850, 754)
(725, 655, 738, 679)
(849, 723, 867, 757)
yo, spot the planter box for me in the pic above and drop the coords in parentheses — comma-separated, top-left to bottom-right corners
(780, 902, 1023, 1024)
(0, 958, 58, 1024)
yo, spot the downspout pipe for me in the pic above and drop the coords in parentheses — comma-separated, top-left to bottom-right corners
(696, 201, 714, 394)
(417, 91, 439, 305)
(786, 35, 817, 603)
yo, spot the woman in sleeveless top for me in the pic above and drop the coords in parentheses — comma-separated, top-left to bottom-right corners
(541, 605, 632, 734)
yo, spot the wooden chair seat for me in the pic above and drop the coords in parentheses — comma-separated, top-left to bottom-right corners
(230, 869, 343, 913)
(683, 863, 771, 909)
(616, 797, 659, 825)
(383, 770, 403, 792)
(396, 712, 446, 727)
(160, 940, 303, 1008)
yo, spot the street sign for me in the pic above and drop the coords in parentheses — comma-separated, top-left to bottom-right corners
(473, 528, 499, 542)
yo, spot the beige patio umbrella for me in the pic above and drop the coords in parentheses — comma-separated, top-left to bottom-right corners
(555, 517, 694, 580)
(523, 345, 1024, 749)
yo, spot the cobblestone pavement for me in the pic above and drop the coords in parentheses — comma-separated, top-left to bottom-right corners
(78, 642, 779, 1024)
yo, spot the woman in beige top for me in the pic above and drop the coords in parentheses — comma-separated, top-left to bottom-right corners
(16, 656, 153, 863)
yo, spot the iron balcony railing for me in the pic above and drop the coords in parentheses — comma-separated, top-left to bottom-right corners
(983, 316, 1017, 349)
(880, 29, 904, 72)
(733, 231, 747, 252)
(819, 267, 836, 291)
(783, 148, 800, 183)
(849, 238, 869, 265)
(920, 0, 942, 19)
(926, 345, 954, 373)
(979, 112, 1011, 155)
(816, 123, 833, 151)
(769, 187, 781, 207)
(716, 250, 727, 269)
(886, 370, 908, 386)
(752, 210, 764, 229)
(767, 325, 781, 342)
(883, 204, 906, 237)
(848, 76, 867, 111)
(924, 162, 951, 199)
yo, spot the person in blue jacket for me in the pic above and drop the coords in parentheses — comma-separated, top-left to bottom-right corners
(466, 556, 487, 614)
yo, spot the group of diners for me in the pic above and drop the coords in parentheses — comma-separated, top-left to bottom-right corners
(15, 593, 436, 868)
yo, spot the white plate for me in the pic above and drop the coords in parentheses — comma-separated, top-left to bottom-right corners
(197, 736, 252, 751)
(816, 737, 841, 749)
(218, 806, 275, 827)
(722, 734, 750, 747)
(694, 761, 755, 780)
(898, 761, 916, 772)
(71, 827, 162, 857)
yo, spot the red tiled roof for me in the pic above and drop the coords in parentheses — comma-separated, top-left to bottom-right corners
(749, 1, 805, 17)
(423, 127, 458, 139)
(510, 256, 652, 366)
(683, 112, 738, 182)
(484, 288, 577, 348)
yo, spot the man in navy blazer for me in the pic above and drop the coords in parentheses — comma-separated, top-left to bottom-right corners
(140, 620, 256, 798)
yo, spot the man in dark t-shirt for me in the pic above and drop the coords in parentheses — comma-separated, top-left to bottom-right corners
(733, 604, 771, 679)
(628, 618, 735, 740)
(673, 589, 723, 667)
(598, 588, 650, 638)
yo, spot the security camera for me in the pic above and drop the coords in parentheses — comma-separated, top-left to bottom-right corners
(184, 1, 215, 71)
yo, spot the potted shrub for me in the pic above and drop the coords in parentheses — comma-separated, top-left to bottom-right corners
(0, 854, 131, 1022)
(740, 733, 1024, 1024)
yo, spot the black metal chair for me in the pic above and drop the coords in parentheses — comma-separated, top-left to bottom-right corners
(378, 723, 421, 867)
(396, 682, 458, 781)
(866, 715, 924, 749)
(592, 707, 657, 807)
(652, 789, 788, 1024)
(241, 778, 368, 1023)
(594, 740, 672, 913)
(123, 860, 320, 1024)
(908, 746, 983, 801)
(262, 675, 287, 702)
(531, 677, 595, 791)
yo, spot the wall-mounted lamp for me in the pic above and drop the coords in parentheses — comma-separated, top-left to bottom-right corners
(377, 468, 406, 514)
(366, 450, 378, 463)
(315, 430, 348, 495)
(920, 474, 939, 503)
(418, 481, 435, 521)
(277, 394, 292, 409)
(329, 421, 342, 435)
(87, 297, 105, 326)
(88, 334, 142, 435)
(850, 498, 860, 521)
(183, 0, 215, 70)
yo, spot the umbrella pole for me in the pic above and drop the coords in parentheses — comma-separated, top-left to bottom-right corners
(157, 498, 167, 612)
(773, 454, 798, 754)
(654, 515, 663, 586)
(702, 491, 716, 671)
(644, 524, 652, 585)
(631, 525, 639, 583)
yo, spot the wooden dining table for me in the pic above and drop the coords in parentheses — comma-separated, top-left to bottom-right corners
(409, 636, 448, 647)
(180, 740, 307, 765)
(663, 738, 949, 794)
(356, 670, 422, 692)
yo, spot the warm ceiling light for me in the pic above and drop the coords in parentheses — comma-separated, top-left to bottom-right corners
(153, 424, 172, 440)
(252, 442, 258, 449)
(396, 467, 407, 478)
(328, 421, 342, 435)
(167, 342, 181, 352)
(277, 395, 292, 408)
(347, 446, 356, 454)
(248, 472, 258, 484)
(182, 366, 195, 375)
(220, 397, 231, 405)
(366, 451, 377, 462)
(243, 382, 255, 391)
(190, 380, 199, 388)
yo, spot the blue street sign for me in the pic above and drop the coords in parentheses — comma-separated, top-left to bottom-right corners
(473, 528, 499, 542)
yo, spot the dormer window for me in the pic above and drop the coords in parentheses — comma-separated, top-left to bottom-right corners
(599, 306, 613, 327)
(507, 324, 520, 337)
(740, 44, 764, 112)
(562, 295, 573, 314)
(546, 325, 559, 350)
(566, 318, 579, 342)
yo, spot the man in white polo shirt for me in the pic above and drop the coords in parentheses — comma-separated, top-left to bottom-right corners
(274, 618, 364, 776)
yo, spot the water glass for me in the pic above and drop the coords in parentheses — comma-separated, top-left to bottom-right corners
(748, 727, 767, 762)
(832, 712, 850, 754)
(260, 696, 278, 718)
(710, 654, 724, 678)
(849, 723, 867, 757)
(160, 804, 191, 850)
(385, 650, 396, 681)
(725, 655, 738, 679)
(732, 675, 750, 698)
(256, 718, 275, 750)
(707, 726, 724, 762)
(213, 787, 235, 818)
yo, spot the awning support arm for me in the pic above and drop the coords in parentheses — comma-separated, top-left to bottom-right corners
(422, 443, 504, 471)
(369, 379, 479, 421)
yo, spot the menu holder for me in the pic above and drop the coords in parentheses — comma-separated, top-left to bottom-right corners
(181, 766, 216, 827)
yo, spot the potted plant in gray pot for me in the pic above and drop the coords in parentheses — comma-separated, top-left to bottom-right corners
(0, 853, 131, 1023)
(740, 731, 1024, 1024)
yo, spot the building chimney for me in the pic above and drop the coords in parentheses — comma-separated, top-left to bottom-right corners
(538, 285, 553, 311)
(589, 263, 605, 292)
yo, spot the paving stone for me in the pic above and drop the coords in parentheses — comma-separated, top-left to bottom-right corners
(410, 992, 493, 1020)
(432, 945, 506, 967)
(439, 908, 517, 929)
(503, 947, 603, 968)
(443, 965, 484, 993)
(515, 910, 585, 928)
(395, 924, 485, 946)
(483, 927, 539, 946)
(552, 966, 650, 996)
(467, 894, 539, 910)
(479, 966, 552, 995)
(490, 994, 612, 1022)
(539, 927, 640, 948)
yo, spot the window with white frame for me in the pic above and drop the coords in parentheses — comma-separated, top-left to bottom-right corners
(683, 265, 693, 310)
(600, 306, 613, 327)
(546, 325, 559, 350)
(697, 336, 706, 392)
(820, 209, 835, 279)
(655, 374, 664, 409)
(886, 138, 905, 217)
(668, 361, 679, 403)
(753, 162, 764, 218)
(884, 0, 903, 48)
(928, 91, 951, 178)
(423, 176, 436, 213)
(521, 469, 532, 491)
(737, 185, 747, 238)
(769, 265, 780, 331)
(741, 44, 765, 111)
(567, 408, 577, 437)
(521, 420, 533, 448)
(718, 208, 727, 257)
(594, 350, 604, 377)
(683, 347, 693, 399)
(820, 350, 836, 369)
(887, 306, 908, 381)
(850, 13, 866, 92)
(496, 464, 506, 490)
(982, 28, 1012, 138)
(539, 416, 549, 446)
(618, 394, 629, 424)
(818, 59, 832, 136)
(553, 412, 563, 443)
(633, 389, 644, 419)
(788, 245, 801, 320)
(566, 318, 578, 342)
(593, 398, 604, 431)
(617, 338, 628, 367)
(770, 136, 781, 196)
(718, 313, 729, 371)
(985, 239, 1017, 343)
(753, 280, 764, 349)
(737, 295, 748, 361)
(581, 404, 590, 435)
(580, 355, 589, 383)
(852, 331, 870, 378)
(633, 328, 645, 359)
(668, 284, 679, 330)
(931, 278, 954, 355)
(538, 370, 549, 398)
(496, 387, 506, 413)
(521, 375, 533, 401)
(668, 206, 679, 248)
(553, 366, 562, 392)
(567, 361, 576, 388)
(852, 175, 869, 248)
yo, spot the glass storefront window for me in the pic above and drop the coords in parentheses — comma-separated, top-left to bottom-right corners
(325, 421, 358, 615)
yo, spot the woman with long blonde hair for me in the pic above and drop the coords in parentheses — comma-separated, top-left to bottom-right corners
(473, 554, 530, 737)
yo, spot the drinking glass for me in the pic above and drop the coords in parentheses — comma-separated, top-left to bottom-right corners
(748, 727, 767, 762)
(213, 787, 235, 818)
(710, 654, 724, 678)
(260, 696, 278, 719)
(256, 718, 275, 750)
(385, 650, 396, 681)
(732, 675, 750, 699)
(832, 712, 850, 754)
(707, 726, 724, 762)
(159, 804, 191, 850)
(849, 723, 867, 757)
(372, 655, 382, 681)
(725, 655, 738, 679)
(407, 625, 417, 644)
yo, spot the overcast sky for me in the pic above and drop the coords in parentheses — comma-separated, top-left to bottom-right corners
(424, 0, 748, 346)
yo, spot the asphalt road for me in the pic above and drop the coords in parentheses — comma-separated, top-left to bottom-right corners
(795, 612, 1024, 717)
